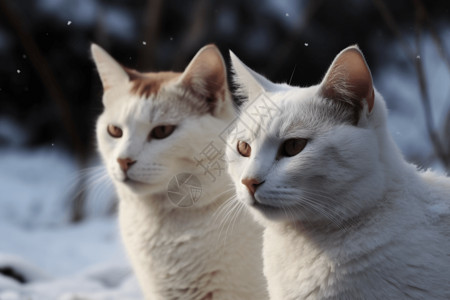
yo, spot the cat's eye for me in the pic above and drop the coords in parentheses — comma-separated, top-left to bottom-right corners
(150, 125, 176, 140)
(237, 141, 251, 157)
(107, 124, 123, 138)
(281, 138, 307, 157)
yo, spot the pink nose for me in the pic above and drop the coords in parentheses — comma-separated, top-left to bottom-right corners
(117, 158, 136, 173)
(241, 178, 264, 196)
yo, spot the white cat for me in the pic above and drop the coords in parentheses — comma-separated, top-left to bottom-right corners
(91, 44, 267, 300)
(226, 45, 450, 300)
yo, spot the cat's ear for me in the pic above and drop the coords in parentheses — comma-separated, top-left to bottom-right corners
(180, 44, 228, 111)
(91, 43, 128, 91)
(320, 45, 374, 113)
(229, 51, 272, 102)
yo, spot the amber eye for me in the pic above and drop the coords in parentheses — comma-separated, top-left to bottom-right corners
(150, 125, 176, 140)
(107, 124, 123, 138)
(281, 138, 307, 157)
(237, 141, 251, 157)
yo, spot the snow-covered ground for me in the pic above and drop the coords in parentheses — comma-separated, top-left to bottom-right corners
(0, 219, 141, 300)
(0, 145, 142, 299)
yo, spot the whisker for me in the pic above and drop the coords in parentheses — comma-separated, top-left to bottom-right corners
(265, 188, 350, 230)
(217, 198, 241, 244)
(300, 190, 363, 225)
(294, 196, 350, 231)
(223, 200, 241, 243)
(276, 187, 363, 227)
(227, 200, 245, 239)
(212, 191, 238, 221)
(214, 187, 236, 202)
(65, 165, 117, 217)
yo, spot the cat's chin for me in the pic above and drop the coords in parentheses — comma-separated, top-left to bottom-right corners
(248, 200, 290, 222)
(118, 178, 160, 195)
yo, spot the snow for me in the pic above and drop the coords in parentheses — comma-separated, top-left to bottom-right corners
(0, 148, 77, 227)
(0, 129, 140, 298)
(0, 218, 126, 277)
(0, 219, 141, 299)
(263, 0, 305, 28)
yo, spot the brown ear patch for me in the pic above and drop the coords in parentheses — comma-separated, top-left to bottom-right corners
(321, 47, 374, 113)
(180, 44, 228, 114)
(125, 68, 181, 98)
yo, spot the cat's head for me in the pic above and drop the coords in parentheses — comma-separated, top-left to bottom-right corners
(226, 46, 390, 226)
(92, 44, 234, 199)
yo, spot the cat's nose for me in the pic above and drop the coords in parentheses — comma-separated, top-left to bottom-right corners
(241, 178, 264, 196)
(117, 158, 136, 173)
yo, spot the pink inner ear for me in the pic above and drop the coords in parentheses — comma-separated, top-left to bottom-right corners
(323, 47, 374, 112)
(182, 45, 227, 101)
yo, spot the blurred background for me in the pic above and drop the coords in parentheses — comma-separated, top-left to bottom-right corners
(0, 0, 449, 297)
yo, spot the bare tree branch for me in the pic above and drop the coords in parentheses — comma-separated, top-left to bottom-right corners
(414, 0, 450, 73)
(372, 0, 449, 170)
(413, 0, 449, 169)
(137, 0, 164, 70)
(372, 0, 416, 60)
(172, 0, 211, 70)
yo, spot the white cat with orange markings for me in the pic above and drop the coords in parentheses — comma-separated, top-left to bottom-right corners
(92, 44, 267, 300)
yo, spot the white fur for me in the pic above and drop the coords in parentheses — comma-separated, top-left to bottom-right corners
(227, 47, 450, 299)
(92, 44, 268, 300)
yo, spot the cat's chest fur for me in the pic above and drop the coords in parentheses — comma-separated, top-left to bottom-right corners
(118, 190, 267, 300)
(263, 178, 450, 300)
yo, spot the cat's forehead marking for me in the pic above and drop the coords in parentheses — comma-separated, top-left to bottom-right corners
(125, 69, 181, 99)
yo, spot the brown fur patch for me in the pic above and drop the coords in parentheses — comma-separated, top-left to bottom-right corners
(124, 68, 181, 98)
(201, 292, 213, 300)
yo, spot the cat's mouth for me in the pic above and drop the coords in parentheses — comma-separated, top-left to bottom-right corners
(122, 177, 148, 187)
(250, 199, 291, 221)
(251, 200, 280, 213)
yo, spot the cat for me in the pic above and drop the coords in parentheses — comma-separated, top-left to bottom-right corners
(226, 45, 450, 300)
(91, 43, 268, 300)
